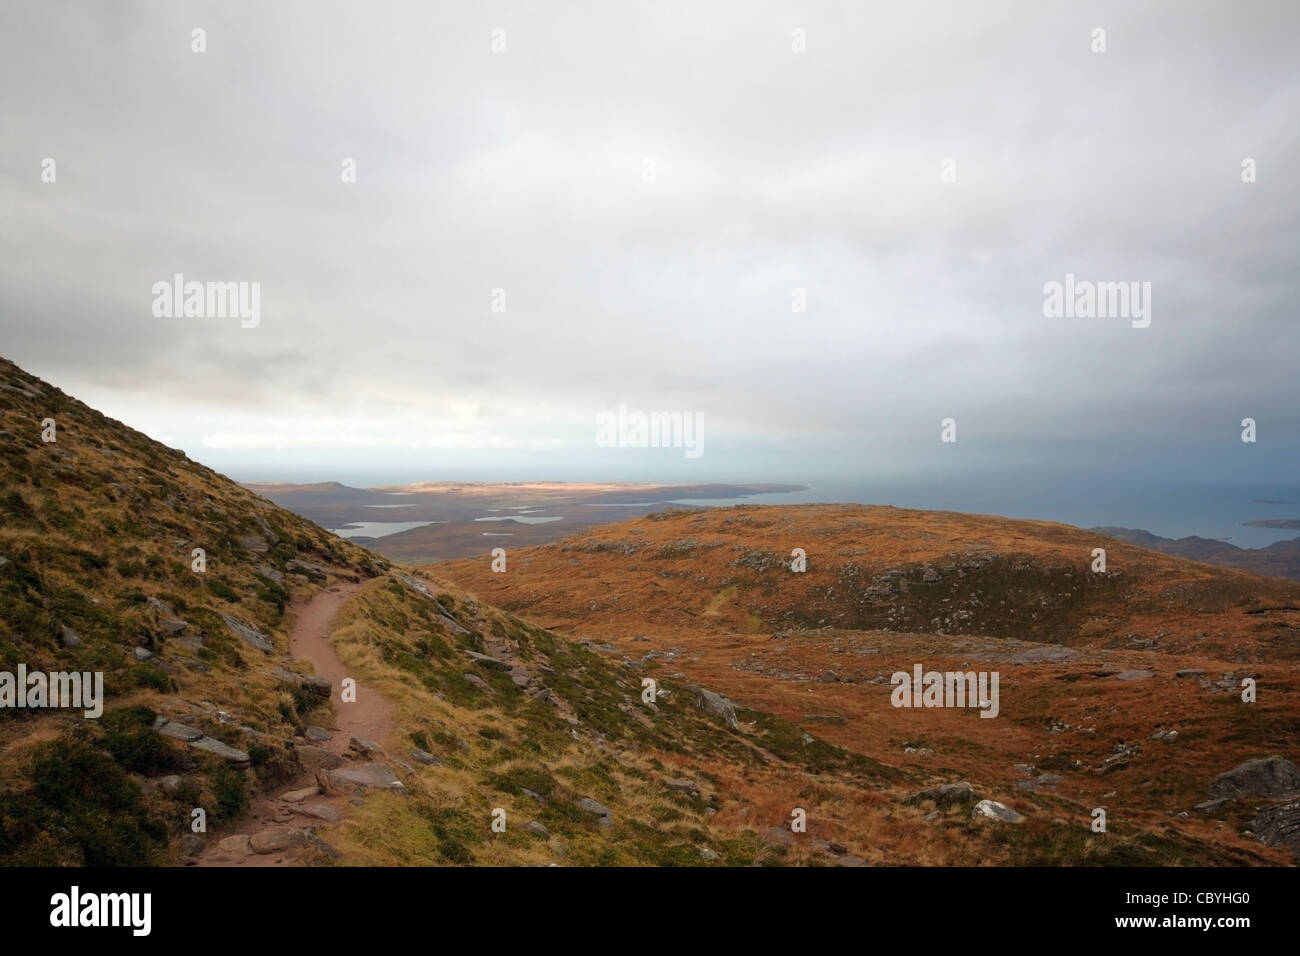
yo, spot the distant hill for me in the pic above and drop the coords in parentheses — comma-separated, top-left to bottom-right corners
(247, 479, 807, 563)
(1092, 526, 1300, 581)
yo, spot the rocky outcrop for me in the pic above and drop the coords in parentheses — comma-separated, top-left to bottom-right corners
(327, 763, 406, 791)
(972, 799, 1023, 822)
(687, 685, 739, 729)
(1253, 801, 1300, 856)
(1207, 756, 1300, 801)
(222, 614, 274, 653)
(910, 781, 977, 808)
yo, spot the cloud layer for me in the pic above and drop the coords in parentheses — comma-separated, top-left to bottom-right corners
(2, 0, 1296, 484)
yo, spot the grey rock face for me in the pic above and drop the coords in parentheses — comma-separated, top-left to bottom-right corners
(463, 673, 492, 693)
(222, 614, 274, 653)
(1208, 756, 1300, 801)
(189, 736, 251, 767)
(1253, 801, 1300, 855)
(238, 535, 269, 553)
(577, 797, 613, 827)
(256, 565, 285, 585)
(689, 685, 740, 729)
(972, 799, 1023, 822)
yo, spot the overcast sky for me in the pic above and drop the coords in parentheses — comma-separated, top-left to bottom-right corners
(2, 0, 1296, 488)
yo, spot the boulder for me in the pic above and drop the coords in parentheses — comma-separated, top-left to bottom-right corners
(410, 748, 443, 766)
(297, 745, 343, 771)
(1207, 756, 1300, 801)
(216, 834, 251, 857)
(281, 786, 320, 803)
(1253, 801, 1300, 855)
(252, 515, 280, 544)
(911, 781, 977, 808)
(59, 625, 84, 648)
(189, 736, 250, 767)
(249, 828, 309, 854)
(256, 565, 285, 586)
(577, 797, 613, 827)
(972, 799, 1023, 823)
(393, 573, 434, 598)
(222, 614, 274, 654)
(304, 726, 333, 742)
(524, 821, 550, 838)
(688, 685, 740, 730)
(286, 558, 327, 579)
(466, 650, 511, 670)
(300, 674, 332, 699)
(156, 719, 204, 742)
(463, 673, 493, 693)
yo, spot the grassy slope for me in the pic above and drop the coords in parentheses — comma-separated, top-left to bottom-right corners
(435, 505, 1300, 865)
(0, 357, 384, 863)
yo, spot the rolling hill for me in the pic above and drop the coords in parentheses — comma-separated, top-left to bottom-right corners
(437, 504, 1300, 863)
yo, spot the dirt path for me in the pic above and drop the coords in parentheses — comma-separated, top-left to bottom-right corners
(289, 582, 393, 744)
(196, 581, 395, 866)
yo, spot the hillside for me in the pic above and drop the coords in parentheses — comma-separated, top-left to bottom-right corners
(0, 358, 895, 866)
(437, 504, 1300, 864)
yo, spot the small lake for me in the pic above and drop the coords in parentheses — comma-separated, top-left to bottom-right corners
(332, 520, 443, 539)
(474, 515, 563, 525)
